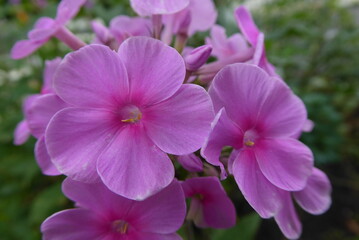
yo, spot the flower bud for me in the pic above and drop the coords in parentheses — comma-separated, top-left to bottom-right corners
(185, 45, 212, 72)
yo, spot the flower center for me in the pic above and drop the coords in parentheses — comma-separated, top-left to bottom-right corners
(243, 129, 258, 148)
(120, 105, 142, 123)
(112, 220, 129, 234)
(194, 193, 204, 200)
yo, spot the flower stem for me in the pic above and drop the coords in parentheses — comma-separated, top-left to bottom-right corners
(54, 26, 86, 50)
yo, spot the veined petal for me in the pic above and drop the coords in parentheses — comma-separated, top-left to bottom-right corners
(293, 168, 332, 215)
(274, 192, 302, 240)
(255, 138, 314, 191)
(41, 209, 107, 240)
(145, 84, 214, 155)
(54, 44, 129, 109)
(130, 0, 189, 16)
(46, 108, 120, 183)
(209, 63, 273, 130)
(130, 180, 186, 234)
(35, 137, 61, 176)
(201, 108, 243, 179)
(97, 125, 174, 200)
(118, 37, 185, 105)
(27, 94, 69, 138)
(232, 150, 283, 218)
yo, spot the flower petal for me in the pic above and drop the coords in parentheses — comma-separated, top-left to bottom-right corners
(201, 108, 243, 179)
(209, 63, 273, 130)
(187, 0, 217, 36)
(27, 94, 69, 138)
(255, 138, 314, 191)
(118, 37, 185, 105)
(293, 168, 332, 215)
(54, 44, 129, 109)
(177, 154, 203, 172)
(13, 120, 31, 145)
(257, 79, 307, 138)
(235, 6, 260, 46)
(10, 39, 44, 59)
(42, 57, 62, 94)
(145, 84, 214, 155)
(274, 192, 302, 240)
(56, 0, 87, 25)
(232, 150, 283, 218)
(97, 125, 174, 200)
(130, 0, 189, 16)
(129, 180, 186, 234)
(130, 232, 182, 240)
(28, 17, 57, 41)
(46, 108, 120, 183)
(35, 137, 61, 176)
(41, 209, 107, 240)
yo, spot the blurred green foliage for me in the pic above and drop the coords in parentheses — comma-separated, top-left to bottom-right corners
(0, 0, 359, 239)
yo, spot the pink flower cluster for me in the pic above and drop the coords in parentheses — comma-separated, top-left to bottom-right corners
(12, 0, 331, 239)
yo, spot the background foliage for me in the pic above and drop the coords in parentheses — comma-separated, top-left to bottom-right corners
(0, 0, 359, 239)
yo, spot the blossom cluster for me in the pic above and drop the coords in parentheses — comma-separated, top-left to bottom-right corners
(12, 0, 331, 239)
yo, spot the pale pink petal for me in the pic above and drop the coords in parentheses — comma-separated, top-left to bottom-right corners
(41, 209, 107, 240)
(118, 37, 185, 105)
(91, 21, 112, 44)
(56, 0, 87, 25)
(130, 0, 189, 16)
(177, 154, 203, 172)
(201, 108, 243, 179)
(10, 39, 45, 59)
(235, 6, 260, 46)
(27, 94, 69, 138)
(145, 84, 214, 155)
(293, 168, 332, 214)
(187, 0, 217, 36)
(209, 63, 273, 130)
(232, 150, 283, 218)
(46, 108, 120, 183)
(258, 79, 307, 138)
(62, 178, 134, 218)
(129, 180, 186, 234)
(54, 44, 129, 109)
(28, 17, 56, 41)
(13, 120, 31, 145)
(274, 192, 302, 240)
(35, 137, 61, 176)
(97, 125, 174, 200)
(110, 16, 151, 44)
(255, 138, 313, 191)
(42, 57, 62, 94)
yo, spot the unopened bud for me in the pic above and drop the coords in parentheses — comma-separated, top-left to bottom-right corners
(185, 45, 212, 72)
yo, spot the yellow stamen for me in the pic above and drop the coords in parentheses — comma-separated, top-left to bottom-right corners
(245, 140, 255, 147)
(121, 112, 142, 123)
(112, 220, 129, 234)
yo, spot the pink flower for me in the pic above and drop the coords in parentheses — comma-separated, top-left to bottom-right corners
(235, 6, 279, 77)
(14, 58, 68, 176)
(41, 178, 186, 240)
(177, 154, 203, 172)
(275, 168, 332, 239)
(162, 0, 217, 38)
(11, 0, 86, 59)
(201, 63, 313, 218)
(182, 177, 236, 229)
(45, 37, 214, 200)
(130, 0, 189, 16)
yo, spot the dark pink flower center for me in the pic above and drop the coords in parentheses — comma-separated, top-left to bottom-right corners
(243, 129, 258, 147)
(120, 105, 142, 123)
(111, 220, 129, 234)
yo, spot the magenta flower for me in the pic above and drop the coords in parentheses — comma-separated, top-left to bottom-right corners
(184, 45, 212, 72)
(201, 63, 313, 218)
(14, 58, 68, 176)
(235, 6, 278, 77)
(275, 168, 332, 239)
(11, 0, 86, 59)
(162, 0, 217, 38)
(45, 37, 214, 200)
(41, 178, 186, 240)
(130, 0, 189, 16)
(182, 177, 236, 229)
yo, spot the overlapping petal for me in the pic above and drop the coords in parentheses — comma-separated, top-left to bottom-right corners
(118, 37, 185, 105)
(130, 0, 189, 16)
(14, 120, 31, 145)
(97, 125, 174, 200)
(255, 138, 313, 191)
(145, 84, 214, 155)
(35, 137, 61, 176)
(54, 44, 129, 109)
